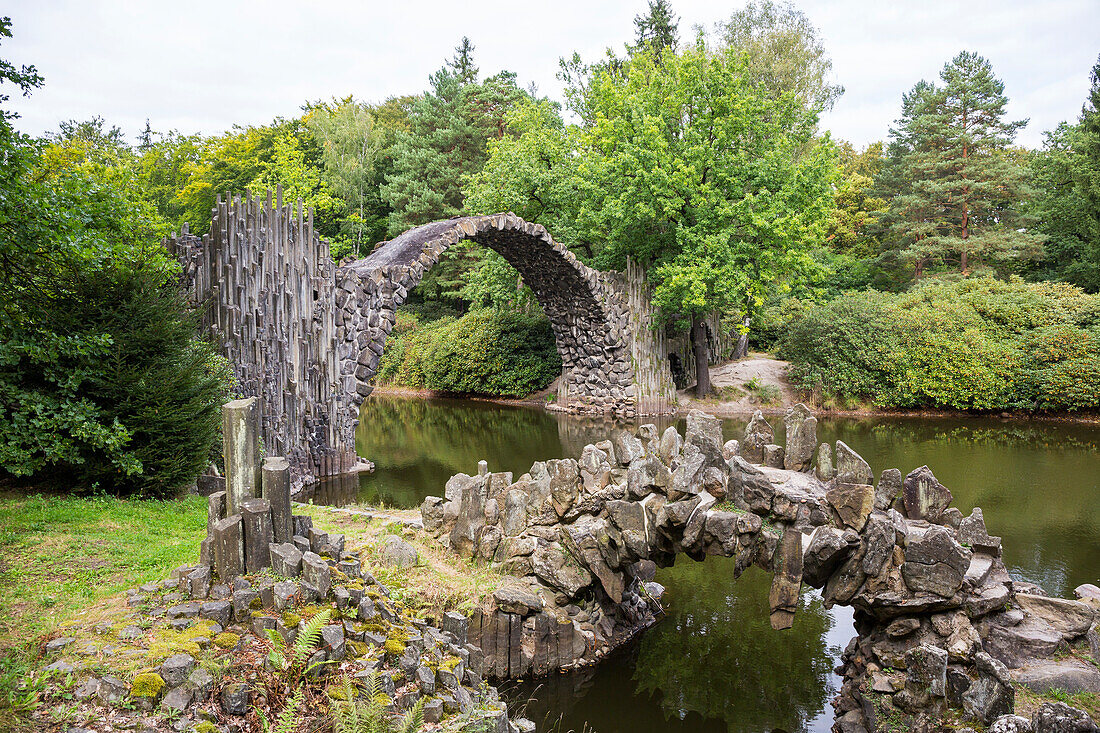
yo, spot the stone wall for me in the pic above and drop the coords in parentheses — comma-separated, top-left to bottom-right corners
(420, 407, 1100, 731)
(166, 189, 359, 487)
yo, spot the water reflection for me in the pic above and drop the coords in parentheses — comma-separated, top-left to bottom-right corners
(340, 395, 1100, 733)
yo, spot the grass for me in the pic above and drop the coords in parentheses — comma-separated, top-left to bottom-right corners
(1015, 683, 1100, 721)
(0, 491, 207, 647)
(304, 504, 505, 619)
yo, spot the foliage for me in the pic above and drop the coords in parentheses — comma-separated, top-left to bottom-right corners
(633, 0, 679, 58)
(306, 98, 387, 258)
(257, 688, 304, 733)
(877, 52, 1041, 276)
(330, 674, 424, 733)
(714, 0, 844, 112)
(0, 25, 227, 497)
(1028, 56, 1100, 291)
(381, 40, 528, 236)
(375, 310, 561, 397)
(264, 608, 332, 682)
(576, 40, 837, 326)
(780, 276, 1100, 411)
(825, 141, 887, 258)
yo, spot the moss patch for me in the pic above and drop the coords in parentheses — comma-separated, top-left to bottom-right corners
(130, 672, 166, 699)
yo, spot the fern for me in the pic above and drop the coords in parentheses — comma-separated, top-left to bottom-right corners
(294, 609, 331, 667)
(396, 697, 425, 733)
(331, 673, 422, 733)
(257, 688, 304, 733)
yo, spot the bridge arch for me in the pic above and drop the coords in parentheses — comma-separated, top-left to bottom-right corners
(337, 213, 636, 418)
(168, 193, 674, 486)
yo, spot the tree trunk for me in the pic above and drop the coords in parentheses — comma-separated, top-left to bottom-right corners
(692, 314, 711, 398)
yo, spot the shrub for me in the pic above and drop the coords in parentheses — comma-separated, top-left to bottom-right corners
(779, 276, 1100, 412)
(374, 308, 561, 397)
(0, 262, 229, 496)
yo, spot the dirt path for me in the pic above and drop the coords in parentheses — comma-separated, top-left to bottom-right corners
(681, 353, 799, 417)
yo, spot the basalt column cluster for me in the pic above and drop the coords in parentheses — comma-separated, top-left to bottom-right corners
(422, 406, 1100, 732)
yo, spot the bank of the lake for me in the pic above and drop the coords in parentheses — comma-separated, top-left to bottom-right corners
(302, 393, 1100, 733)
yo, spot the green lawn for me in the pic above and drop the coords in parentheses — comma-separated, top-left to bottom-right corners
(0, 492, 207, 648)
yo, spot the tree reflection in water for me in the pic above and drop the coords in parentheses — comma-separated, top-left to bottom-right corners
(506, 559, 836, 733)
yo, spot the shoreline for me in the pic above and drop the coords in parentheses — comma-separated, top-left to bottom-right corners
(369, 384, 1100, 425)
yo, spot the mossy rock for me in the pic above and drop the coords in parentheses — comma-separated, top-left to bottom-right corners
(281, 612, 301, 628)
(327, 683, 351, 701)
(249, 597, 263, 610)
(214, 632, 240, 650)
(131, 672, 166, 699)
(193, 722, 218, 733)
(439, 656, 461, 671)
(383, 638, 406, 657)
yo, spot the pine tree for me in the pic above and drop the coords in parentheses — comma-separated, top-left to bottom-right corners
(1078, 56, 1100, 256)
(633, 0, 679, 58)
(881, 52, 1041, 277)
(137, 119, 154, 152)
(381, 41, 526, 236)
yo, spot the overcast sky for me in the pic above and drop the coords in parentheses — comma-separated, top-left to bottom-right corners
(4, 0, 1098, 150)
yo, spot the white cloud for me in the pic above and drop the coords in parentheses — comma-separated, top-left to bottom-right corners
(4, 0, 1098, 149)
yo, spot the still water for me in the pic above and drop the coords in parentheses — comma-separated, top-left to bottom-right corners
(318, 395, 1100, 733)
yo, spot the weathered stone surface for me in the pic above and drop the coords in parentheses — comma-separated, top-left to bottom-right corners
(902, 525, 971, 597)
(827, 482, 874, 531)
(626, 456, 671, 499)
(533, 543, 592, 596)
(1015, 659, 1100, 695)
(815, 442, 835, 481)
(449, 474, 487, 558)
(904, 643, 948, 703)
(875, 469, 903, 511)
(612, 431, 645, 466)
(902, 466, 953, 522)
(241, 498, 273, 573)
(1031, 702, 1099, 732)
(669, 452, 705, 502)
(493, 578, 544, 616)
(659, 427, 682, 464)
(160, 653, 195, 689)
(269, 542, 303, 577)
(983, 616, 1064, 668)
(301, 551, 331, 599)
(958, 507, 1003, 556)
(742, 411, 774, 464)
(686, 410, 724, 468)
(803, 526, 851, 589)
(421, 496, 445, 533)
(769, 527, 803, 630)
(962, 651, 1015, 724)
(783, 404, 817, 472)
(835, 441, 873, 485)
(212, 514, 244, 582)
(763, 444, 785, 468)
(261, 457, 293, 544)
(861, 512, 897, 576)
(221, 682, 249, 716)
(381, 535, 419, 568)
(222, 397, 262, 516)
(1015, 593, 1096, 639)
(990, 715, 1033, 733)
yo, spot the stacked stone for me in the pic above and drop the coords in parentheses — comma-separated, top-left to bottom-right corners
(164, 187, 359, 488)
(340, 213, 667, 419)
(104, 527, 522, 728)
(421, 405, 1100, 731)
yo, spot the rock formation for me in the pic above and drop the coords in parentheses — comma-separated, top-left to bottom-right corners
(421, 406, 1100, 732)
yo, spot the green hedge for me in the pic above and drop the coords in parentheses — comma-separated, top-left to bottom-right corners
(375, 309, 562, 397)
(779, 277, 1100, 411)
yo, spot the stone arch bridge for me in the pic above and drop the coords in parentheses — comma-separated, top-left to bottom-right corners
(420, 406, 1100, 731)
(166, 190, 675, 486)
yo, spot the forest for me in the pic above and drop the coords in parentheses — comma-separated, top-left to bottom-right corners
(2, 1, 1100, 495)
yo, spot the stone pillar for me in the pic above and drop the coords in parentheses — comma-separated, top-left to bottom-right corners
(213, 515, 244, 582)
(241, 499, 273, 574)
(262, 457, 292, 544)
(223, 398, 262, 516)
(769, 526, 804, 630)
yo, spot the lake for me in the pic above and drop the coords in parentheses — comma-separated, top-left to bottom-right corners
(310, 394, 1100, 733)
